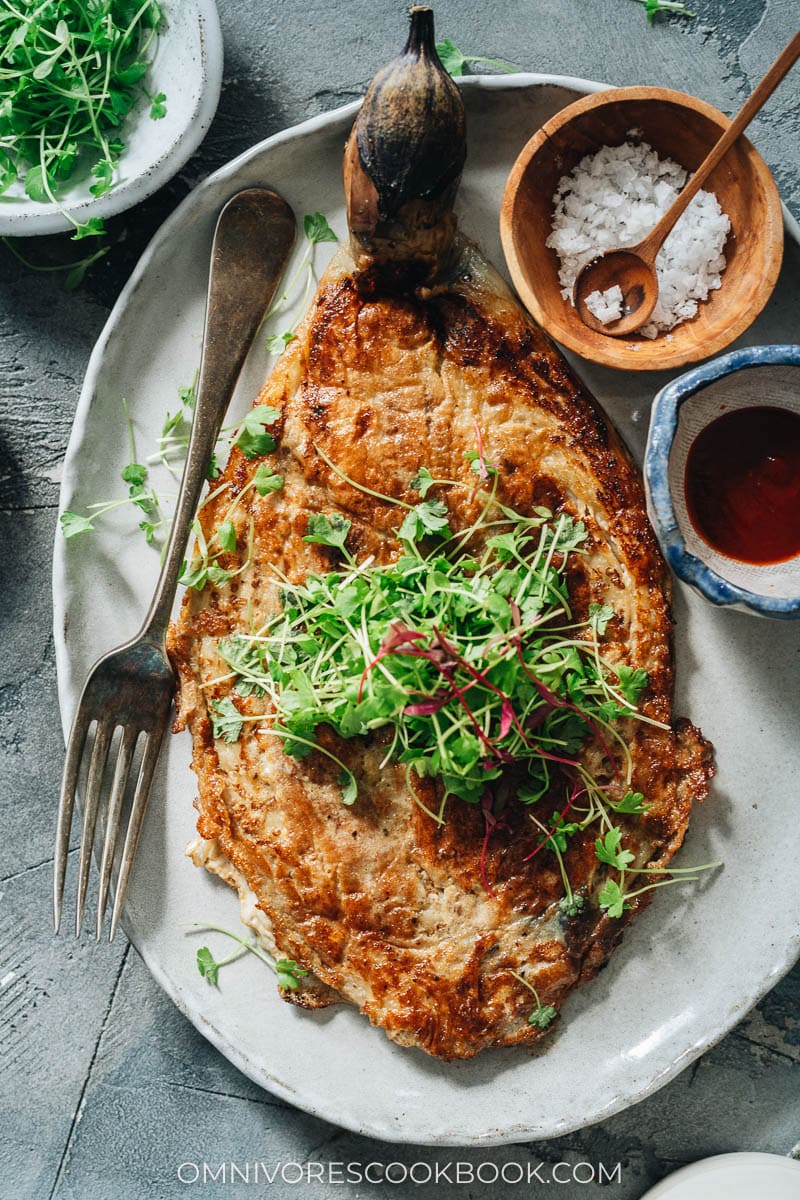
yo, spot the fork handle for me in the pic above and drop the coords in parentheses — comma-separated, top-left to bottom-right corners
(138, 189, 296, 644)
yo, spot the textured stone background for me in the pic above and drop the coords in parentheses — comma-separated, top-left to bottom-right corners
(1, 1, 799, 1197)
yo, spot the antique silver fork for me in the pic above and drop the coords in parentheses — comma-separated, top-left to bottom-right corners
(54, 188, 296, 941)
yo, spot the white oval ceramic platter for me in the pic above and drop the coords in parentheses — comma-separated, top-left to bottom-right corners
(53, 76, 800, 1147)
(0, 0, 223, 236)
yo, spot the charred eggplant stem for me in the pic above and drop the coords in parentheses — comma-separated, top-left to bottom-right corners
(344, 5, 466, 286)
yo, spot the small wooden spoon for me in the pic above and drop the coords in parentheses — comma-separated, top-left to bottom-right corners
(574, 28, 800, 337)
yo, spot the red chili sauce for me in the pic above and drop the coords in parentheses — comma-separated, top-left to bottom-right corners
(684, 405, 800, 565)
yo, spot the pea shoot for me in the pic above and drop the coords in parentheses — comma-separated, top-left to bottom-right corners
(0, 0, 167, 238)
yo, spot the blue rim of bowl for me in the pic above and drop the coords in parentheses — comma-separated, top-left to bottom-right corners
(645, 343, 800, 619)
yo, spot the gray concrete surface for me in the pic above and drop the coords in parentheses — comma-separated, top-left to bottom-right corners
(1, 1, 798, 1197)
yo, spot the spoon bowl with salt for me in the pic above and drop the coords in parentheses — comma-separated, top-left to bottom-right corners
(501, 80, 785, 369)
(572, 28, 800, 338)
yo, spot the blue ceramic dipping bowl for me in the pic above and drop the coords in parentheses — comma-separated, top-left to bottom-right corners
(644, 344, 800, 619)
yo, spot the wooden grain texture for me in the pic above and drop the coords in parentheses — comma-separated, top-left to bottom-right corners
(0, 0, 798, 1196)
(500, 87, 785, 369)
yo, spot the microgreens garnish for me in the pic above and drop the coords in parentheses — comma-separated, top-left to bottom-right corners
(187, 923, 309, 991)
(631, 0, 694, 22)
(0, 0, 166, 237)
(599, 861, 723, 919)
(59, 210, 336, 555)
(303, 512, 353, 555)
(149, 90, 167, 120)
(540, 810, 580, 855)
(435, 37, 516, 76)
(265, 331, 297, 356)
(397, 497, 450, 543)
(613, 790, 650, 815)
(617, 666, 649, 705)
(60, 397, 167, 541)
(178, 509, 255, 593)
(263, 211, 339, 355)
(303, 211, 338, 244)
(1, 235, 108, 289)
(595, 826, 635, 871)
(203, 436, 724, 908)
(510, 970, 558, 1029)
(209, 696, 244, 744)
(208, 449, 669, 838)
(598, 878, 630, 919)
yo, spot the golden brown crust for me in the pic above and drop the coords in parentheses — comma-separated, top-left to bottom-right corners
(167, 240, 714, 1060)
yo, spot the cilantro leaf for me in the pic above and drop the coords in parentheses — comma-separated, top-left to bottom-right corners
(486, 531, 520, 562)
(614, 790, 650, 815)
(435, 36, 515, 76)
(209, 696, 244, 743)
(161, 409, 184, 438)
(464, 449, 496, 479)
(89, 157, 114, 198)
(0, 149, 17, 196)
(435, 37, 467, 75)
(253, 464, 284, 496)
(595, 826, 635, 871)
(303, 512, 351, 553)
(196, 946, 220, 986)
(71, 217, 106, 241)
(398, 499, 450, 543)
(410, 467, 435, 498)
(303, 212, 338, 244)
(540, 811, 579, 855)
(598, 879, 631, 919)
(617, 665, 649, 705)
(266, 331, 297, 356)
(275, 959, 310, 990)
(24, 164, 52, 204)
(338, 768, 357, 806)
(189, 924, 310, 992)
(235, 405, 280, 458)
(589, 603, 614, 637)
(60, 510, 94, 538)
(149, 91, 167, 120)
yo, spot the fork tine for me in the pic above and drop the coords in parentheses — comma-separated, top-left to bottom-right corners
(109, 728, 165, 943)
(75, 720, 115, 935)
(54, 703, 91, 933)
(95, 725, 139, 941)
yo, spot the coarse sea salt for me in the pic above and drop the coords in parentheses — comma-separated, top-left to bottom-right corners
(585, 285, 623, 324)
(546, 140, 731, 338)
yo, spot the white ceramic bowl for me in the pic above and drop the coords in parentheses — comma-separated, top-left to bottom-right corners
(0, 1, 223, 237)
(640, 1153, 800, 1200)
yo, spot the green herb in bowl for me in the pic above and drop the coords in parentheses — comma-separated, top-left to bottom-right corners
(0, 0, 166, 238)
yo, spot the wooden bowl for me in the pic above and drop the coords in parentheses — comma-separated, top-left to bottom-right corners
(500, 87, 784, 371)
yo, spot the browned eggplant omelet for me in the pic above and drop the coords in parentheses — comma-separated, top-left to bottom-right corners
(168, 8, 713, 1060)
